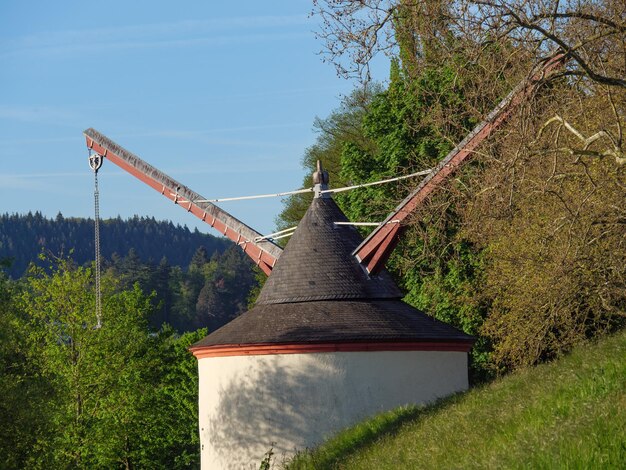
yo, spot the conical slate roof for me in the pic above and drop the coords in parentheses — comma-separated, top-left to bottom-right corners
(256, 197, 402, 305)
(192, 194, 473, 350)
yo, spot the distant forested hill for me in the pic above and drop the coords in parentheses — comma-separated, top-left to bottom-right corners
(0, 212, 257, 333)
(0, 212, 230, 278)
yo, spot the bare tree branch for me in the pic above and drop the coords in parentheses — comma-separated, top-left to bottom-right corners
(534, 114, 625, 165)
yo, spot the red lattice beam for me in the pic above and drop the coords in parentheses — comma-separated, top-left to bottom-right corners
(84, 128, 282, 274)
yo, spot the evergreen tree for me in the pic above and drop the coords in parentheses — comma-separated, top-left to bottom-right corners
(0, 213, 230, 279)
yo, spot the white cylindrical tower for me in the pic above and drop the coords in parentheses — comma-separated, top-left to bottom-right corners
(191, 165, 473, 469)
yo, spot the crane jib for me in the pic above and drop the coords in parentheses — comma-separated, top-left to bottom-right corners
(352, 53, 567, 274)
(83, 128, 282, 275)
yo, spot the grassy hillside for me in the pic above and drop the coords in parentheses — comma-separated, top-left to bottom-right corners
(286, 330, 626, 469)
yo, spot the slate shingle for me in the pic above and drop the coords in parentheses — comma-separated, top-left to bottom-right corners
(256, 198, 402, 305)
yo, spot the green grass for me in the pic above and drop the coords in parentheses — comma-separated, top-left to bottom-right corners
(286, 330, 626, 469)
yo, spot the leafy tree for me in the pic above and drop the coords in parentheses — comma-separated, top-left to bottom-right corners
(386, 2, 626, 371)
(0, 261, 53, 469)
(13, 257, 170, 468)
(465, 82, 626, 370)
(313, 0, 625, 88)
(303, 0, 625, 377)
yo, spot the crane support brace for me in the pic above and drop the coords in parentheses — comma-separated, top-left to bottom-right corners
(353, 52, 566, 274)
(83, 128, 282, 274)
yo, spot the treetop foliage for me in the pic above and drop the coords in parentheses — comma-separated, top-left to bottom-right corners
(313, 0, 625, 88)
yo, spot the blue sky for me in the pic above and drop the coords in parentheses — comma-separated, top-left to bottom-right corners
(0, 0, 388, 236)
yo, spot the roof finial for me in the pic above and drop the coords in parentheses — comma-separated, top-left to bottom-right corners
(313, 160, 330, 198)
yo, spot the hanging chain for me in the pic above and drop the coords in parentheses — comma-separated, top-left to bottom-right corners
(89, 152, 103, 328)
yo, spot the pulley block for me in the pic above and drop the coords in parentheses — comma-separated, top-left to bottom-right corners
(89, 153, 103, 172)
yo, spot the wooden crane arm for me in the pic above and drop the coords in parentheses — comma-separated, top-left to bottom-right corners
(353, 53, 566, 274)
(83, 128, 282, 274)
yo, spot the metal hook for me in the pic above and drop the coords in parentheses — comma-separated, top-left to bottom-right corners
(89, 153, 103, 172)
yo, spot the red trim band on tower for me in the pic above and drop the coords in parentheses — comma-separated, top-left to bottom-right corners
(190, 340, 474, 358)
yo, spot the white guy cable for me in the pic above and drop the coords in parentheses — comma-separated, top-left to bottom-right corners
(190, 168, 433, 204)
(321, 169, 433, 195)
(333, 220, 401, 227)
(195, 187, 313, 203)
(254, 226, 298, 242)
(333, 222, 381, 227)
